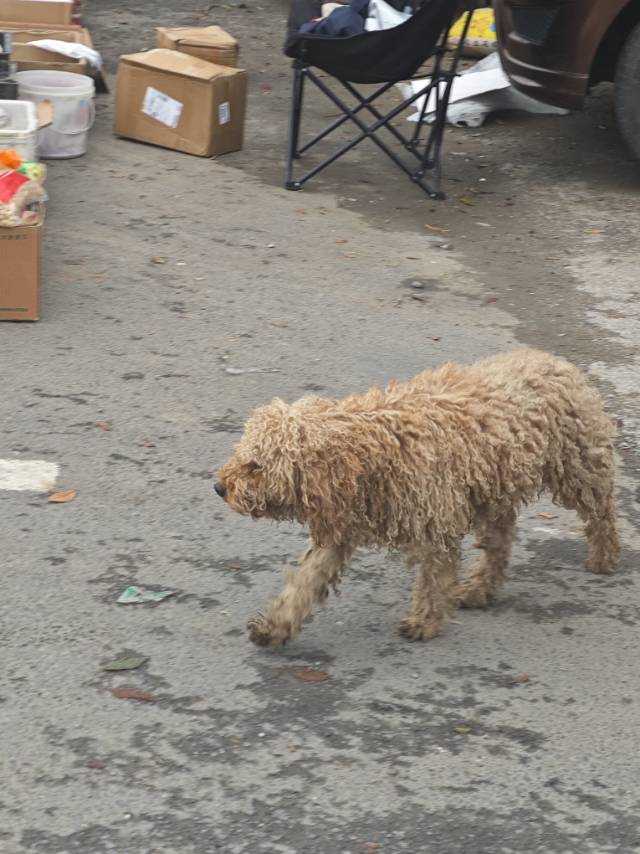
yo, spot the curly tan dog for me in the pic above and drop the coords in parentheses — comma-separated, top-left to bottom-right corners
(215, 350, 619, 647)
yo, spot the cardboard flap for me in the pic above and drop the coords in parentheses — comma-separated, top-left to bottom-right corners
(36, 99, 53, 129)
(13, 42, 84, 63)
(157, 26, 237, 50)
(120, 49, 238, 82)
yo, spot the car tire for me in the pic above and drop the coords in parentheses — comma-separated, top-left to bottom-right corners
(615, 21, 640, 161)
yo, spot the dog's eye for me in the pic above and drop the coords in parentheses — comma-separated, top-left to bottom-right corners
(245, 461, 262, 475)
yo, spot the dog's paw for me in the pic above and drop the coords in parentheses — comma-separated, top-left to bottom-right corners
(399, 617, 442, 641)
(247, 614, 293, 648)
(455, 582, 491, 609)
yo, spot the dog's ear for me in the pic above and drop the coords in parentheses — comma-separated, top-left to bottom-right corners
(297, 431, 363, 547)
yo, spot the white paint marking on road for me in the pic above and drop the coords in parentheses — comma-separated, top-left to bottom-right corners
(0, 460, 59, 492)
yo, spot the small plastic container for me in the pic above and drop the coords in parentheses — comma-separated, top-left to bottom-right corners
(0, 99, 38, 161)
(15, 70, 95, 159)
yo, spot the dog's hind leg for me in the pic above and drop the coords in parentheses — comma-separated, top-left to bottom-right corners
(456, 509, 516, 609)
(554, 470, 619, 574)
(247, 543, 352, 647)
(399, 543, 460, 641)
(548, 424, 620, 574)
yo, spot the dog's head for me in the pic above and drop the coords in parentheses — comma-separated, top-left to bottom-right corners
(215, 397, 364, 545)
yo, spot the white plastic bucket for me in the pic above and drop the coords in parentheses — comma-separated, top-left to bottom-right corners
(0, 99, 38, 161)
(15, 71, 95, 159)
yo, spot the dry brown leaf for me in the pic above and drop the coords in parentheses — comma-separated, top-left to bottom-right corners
(270, 322, 289, 328)
(584, 228, 603, 235)
(538, 512, 558, 520)
(151, 256, 168, 264)
(48, 489, 77, 504)
(292, 670, 329, 682)
(225, 563, 241, 570)
(86, 759, 107, 769)
(335, 238, 349, 244)
(96, 422, 112, 431)
(111, 688, 158, 702)
(512, 673, 530, 684)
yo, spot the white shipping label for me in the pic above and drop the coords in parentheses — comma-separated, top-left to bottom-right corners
(218, 101, 231, 125)
(142, 87, 183, 129)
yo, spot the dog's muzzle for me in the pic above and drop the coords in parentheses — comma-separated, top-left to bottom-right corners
(214, 482, 226, 499)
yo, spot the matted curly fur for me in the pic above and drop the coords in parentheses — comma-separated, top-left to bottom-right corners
(215, 350, 619, 647)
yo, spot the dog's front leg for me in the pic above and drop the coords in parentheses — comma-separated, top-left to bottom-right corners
(400, 543, 460, 641)
(247, 543, 352, 647)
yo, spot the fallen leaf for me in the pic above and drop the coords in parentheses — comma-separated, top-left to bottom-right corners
(48, 489, 77, 504)
(512, 673, 530, 684)
(101, 655, 148, 672)
(606, 310, 626, 319)
(225, 563, 241, 570)
(584, 228, 603, 235)
(151, 256, 168, 264)
(453, 725, 471, 734)
(424, 224, 449, 233)
(365, 844, 381, 853)
(141, 438, 156, 448)
(484, 296, 499, 304)
(111, 688, 158, 702)
(294, 208, 306, 215)
(96, 422, 112, 431)
(538, 512, 558, 520)
(459, 197, 476, 206)
(335, 238, 349, 244)
(292, 670, 330, 682)
(86, 759, 107, 769)
(270, 322, 289, 328)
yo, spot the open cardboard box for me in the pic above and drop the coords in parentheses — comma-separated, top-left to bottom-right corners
(1, 22, 108, 91)
(12, 42, 88, 74)
(0, 0, 72, 25)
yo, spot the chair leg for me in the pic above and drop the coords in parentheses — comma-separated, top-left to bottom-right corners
(285, 64, 306, 191)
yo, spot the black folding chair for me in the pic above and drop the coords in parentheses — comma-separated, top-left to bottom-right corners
(284, 0, 472, 199)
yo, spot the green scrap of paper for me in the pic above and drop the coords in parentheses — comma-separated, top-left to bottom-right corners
(117, 586, 175, 604)
(101, 655, 148, 672)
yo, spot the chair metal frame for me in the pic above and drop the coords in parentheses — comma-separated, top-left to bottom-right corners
(285, 11, 472, 199)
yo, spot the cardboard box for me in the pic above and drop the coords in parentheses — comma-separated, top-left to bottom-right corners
(114, 49, 247, 157)
(0, 0, 72, 25)
(5, 24, 109, 92)
(12, 42, 88, 73)
(0, 223, 41, 321)
(156, 26, 239, 67)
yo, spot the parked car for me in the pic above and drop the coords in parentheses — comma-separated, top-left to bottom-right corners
(493, 0, 640, 160)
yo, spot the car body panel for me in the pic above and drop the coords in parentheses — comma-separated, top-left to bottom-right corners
(494, 0, 632, 109)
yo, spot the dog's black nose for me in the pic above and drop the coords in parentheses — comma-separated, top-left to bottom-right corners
(214, 482, 226, 498)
